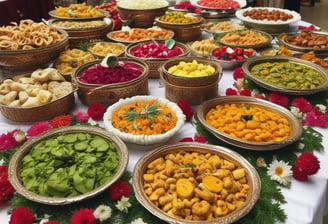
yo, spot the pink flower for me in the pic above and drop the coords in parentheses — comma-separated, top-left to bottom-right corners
(70, 208, 96, 224)
(302, 109, 328, 127)
(254, 94, 266, 100)
(225, 88, 238, 96)
(26, 121, 51, 138)
(9, 207, 34, 224)
(292, 97, 312, 113)
(74, 111, 90, 122)
(179, 137, 194, 142)
(0, 129, 22, 150)
(232, 67, 244, 80)
(268, 92, 289, 107)
(193, 134, 207, 143)
(87, 103, 105, 120)
(43, 221, 61, 224)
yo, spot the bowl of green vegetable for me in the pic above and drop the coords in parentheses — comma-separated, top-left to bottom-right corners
(8, 126, 129, 205)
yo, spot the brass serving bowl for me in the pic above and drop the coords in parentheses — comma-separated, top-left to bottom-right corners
(160, 56, 222, 87)
(196, 96, 303, 150)
(117, 5, 169, 28)
(73, 57, 149, 106)
(132, 142, 261, 224)
(154, 16, 205, 42)
(0, 29, 69, 73)
(8, 126, 129, 205)
(103, 95, 186, 145)
(125, 40, 190, 78)
(242, 56, 328, 95)
(48, 9, 109, 20)
(277, 30, 328, 53)
(215, 29, 272, 50)
(235, 7, 301, 34)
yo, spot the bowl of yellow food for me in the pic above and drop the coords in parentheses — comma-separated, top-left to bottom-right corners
(160, 56, 222, 87)
(132, 142, 261, 223)
(154, 11, 205, 42)
(103, 95, 186, 145)
(87, 41, 126, 59)
(242, 56, 328, 95)
(196, 95, 303, 150)
(8, 126, 128, 205)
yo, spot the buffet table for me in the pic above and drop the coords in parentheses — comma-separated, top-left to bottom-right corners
(0, 18, 327, 223)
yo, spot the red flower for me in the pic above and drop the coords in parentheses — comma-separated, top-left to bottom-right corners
(70, 208, 96, 224)
(9, 207, 34, 224)
(26, 121, 51, 138)
(43, 222, 61, 224)
(302, 109, 328, 127)
(232, 67, 244, 80)
(74, 111, 90, 122)
(295, 152, 320, 175)
(179, 137, 194, 142)
(176, 100, 194, 121)
(254, 94, 265, 100)
(292, 166, 308, 181)
(0, 166, 15, 205)
(225, 88, 238, 96)
(239, 89, 252, 96)
(193, 134, 207, 143)
(268, 92, 289, 107)
(109, 179, 131, 201)
(50, 115, 72, 128)
(0, 129, 21, 150)
(87, 103, 105, 120)
(292, 97, 312, 113)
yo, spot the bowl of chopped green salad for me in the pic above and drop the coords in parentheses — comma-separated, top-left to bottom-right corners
(8, 126, 128, 205)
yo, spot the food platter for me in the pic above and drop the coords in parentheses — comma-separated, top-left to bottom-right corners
(242, 56, 328, 95)
(48, 17, 111, 31)
(214, 29, 272, 50)
(277, 30, 328, 52)
(203, 20, 245, 34)
(235, 7, 301, 34)
(48, 9, 109, 20)
(190, 0, 246, 10)
(106, 28, 175, 44)
(196, 96, 303, 150)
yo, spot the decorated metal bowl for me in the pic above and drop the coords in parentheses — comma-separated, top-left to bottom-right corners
(196, 96, 303, 150)
(132, 142, 261, 223)
(8, 126, 129, 205)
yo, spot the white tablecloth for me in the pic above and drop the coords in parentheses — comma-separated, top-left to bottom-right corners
(1, 20, 327, 224)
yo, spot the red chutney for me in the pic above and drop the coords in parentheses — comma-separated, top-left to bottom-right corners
(79, 62, 143, 85)
(129, 41, 184, 58)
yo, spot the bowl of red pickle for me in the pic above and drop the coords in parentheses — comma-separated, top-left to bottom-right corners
(73, 56, 149, 106)
(125, 39, 190, 78)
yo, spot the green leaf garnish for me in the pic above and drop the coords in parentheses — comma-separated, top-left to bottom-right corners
(67, 9, 76, 18)
(106, 55, 118, 68)
(165, 39, 175, 49)
(240, 114, 253, 121)
(123, 103, 161, 122)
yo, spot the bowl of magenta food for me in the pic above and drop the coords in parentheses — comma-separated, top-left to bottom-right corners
(125, 39, 190, 78)
(8, 126, 129, 205)
(210, 46, 256, 70)
(73, 56, 149, 106)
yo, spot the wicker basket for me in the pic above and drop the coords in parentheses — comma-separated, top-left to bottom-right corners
(73, 57, 149, 106)
(0, 91, 75, 122)
(154, 17, 205, 42)
(0, 29, 69, 75)
(160, 71, 219, 105)
(160, 56, 222, 87)
(125, 40, 190, 78)
(117, 6, 168, 28)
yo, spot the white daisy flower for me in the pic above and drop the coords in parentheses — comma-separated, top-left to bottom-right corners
(290, 106, 304, 119)
(130, 218, 147, 224)
(267, 159, 292, 186)
(93, 204, 112, 222)
(116, 196, 131, 213)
